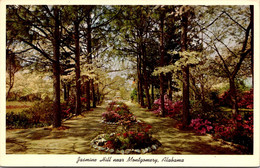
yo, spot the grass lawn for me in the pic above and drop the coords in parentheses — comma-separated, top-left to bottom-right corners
(219, 106, 253, 112)
(6, 101, 35, 114)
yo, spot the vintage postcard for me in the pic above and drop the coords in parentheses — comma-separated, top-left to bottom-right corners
(0, 0, 259, 167)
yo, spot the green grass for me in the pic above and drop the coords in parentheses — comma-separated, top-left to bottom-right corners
(6, 101, 35, 114)
(219, 106, 253, 112)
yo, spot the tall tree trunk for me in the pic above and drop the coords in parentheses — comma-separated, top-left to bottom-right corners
(142, 44, 151, 109)
(229, 78, 239, 116)
(168, 73, 173, 101)
(96, 83, 100, 105)
(86, 12, 91, 110)
(137, 51, 144, 106)
(159, 11, 165, 117)
(63, 83, 67, 101)
(52, 7, 61, 128)
(137, 80, 140, 103)
(6, 51, 15, 99)
(250, 5, 254, 89)
(86, 81, 90, 110)
(91, 79, 96, 107)
(181, 10, 190, 127)
(7, 65, 13, 99)
(74, 20, 81, 115)
(182, 66, 190, 126)
(151, 83, 154, 103)
(67, 83, 70, 101)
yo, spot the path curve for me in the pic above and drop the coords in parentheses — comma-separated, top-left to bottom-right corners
(6, 102, 243, 154)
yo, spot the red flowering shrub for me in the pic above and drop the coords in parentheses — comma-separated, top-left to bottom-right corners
(219, 89, 253, 109)
(152, 95, 182, 118)
(103, 122, 157, 150)
(102, 111, 121, 122)
(238, 89, 253, 109)
(212, 112, 253, 153)
(218, 90, 233, 107)
(189, 118, 213, 135)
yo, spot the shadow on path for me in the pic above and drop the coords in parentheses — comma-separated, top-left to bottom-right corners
(6, 101, 243, 154)
(125, 101, 243, 154)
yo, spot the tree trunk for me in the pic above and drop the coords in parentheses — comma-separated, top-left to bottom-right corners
(250, 5, 254, 89)
(181, 9, 190, 127)
(137, 51, 144, 106)
(52, 7, 61, 128)
(67, 84, 70, 101)
(63, 83, 67, 101)
(142, 44, 151, 109)
(74, 20, 81, 115)
(86, 80, 91, 110)
(168, 73, 173, 101)
(159, 11, 165, 117)
(151, 83, 154, 103)
(137, 80, 140, 103)
(86, 12, 91, 110)
(96, 83, 100, 105)
(229, 78, 239, 116)
(91, 79, 96, 108)
(182, 65, 190, 126)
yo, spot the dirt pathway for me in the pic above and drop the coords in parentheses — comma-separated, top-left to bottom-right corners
(6, 102, 243, 154)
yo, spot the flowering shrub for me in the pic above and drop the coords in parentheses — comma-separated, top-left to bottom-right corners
(106, 101, 130, 115)
(103, 122, 156, 150)
(102, 111, 121, 122)
(152, 95, 182, 118)
(219, 89, 253, 109)
(211, 112, 253, 153)
(189, 118, 213, 135)
(218, 90, 233, 107)
(214, 113, 253, 139)
(102, 101, 135, 123)
(238, 89, 253, 109)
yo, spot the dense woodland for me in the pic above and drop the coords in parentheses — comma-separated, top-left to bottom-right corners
(6, 5, 254, 152)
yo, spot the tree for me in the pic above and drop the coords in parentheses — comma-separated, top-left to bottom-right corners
(6, 5, 63, 127)
(197, 5, 253, 116)
(6, 49, 22, 99)
(180, 6, 190, 127)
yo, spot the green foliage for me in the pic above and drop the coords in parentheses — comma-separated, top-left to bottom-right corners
(23, 99, 54, 125)
(130, 88, 138, 102)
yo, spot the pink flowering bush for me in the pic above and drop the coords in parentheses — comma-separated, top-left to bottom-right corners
(189, 118, 213, 135)
(152, 95, 182, 118)
(102, 101, 136, 123)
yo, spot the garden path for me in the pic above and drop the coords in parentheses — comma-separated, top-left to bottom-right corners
(6, 101, 243, 154)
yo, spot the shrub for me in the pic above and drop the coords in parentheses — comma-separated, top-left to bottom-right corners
(23, 99, 53, 125)
(218, 88, 253, 109)
(7, 98, 74, 129)
(238, 89, 253, 109)
(189, 118, 213, 135)
(6, 112, 31, 128)
(130, 88, 138, 102)
(218, 90, 233, 107)
(102, 101, 133, 123)
(103, 122, 156, 150)
(152, 95, 182, 118)
(102, 111, 121, 122)
(212, 113, 253, 153)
